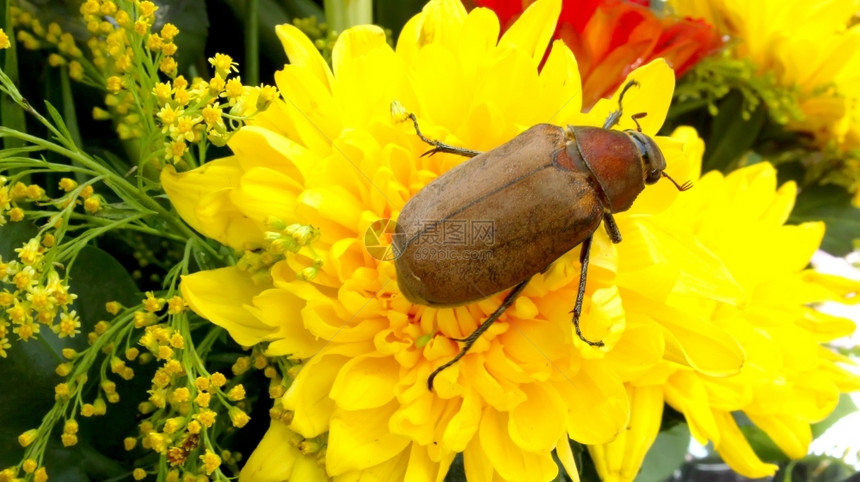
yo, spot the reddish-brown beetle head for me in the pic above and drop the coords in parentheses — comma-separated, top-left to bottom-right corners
(625, 130, 666, 186)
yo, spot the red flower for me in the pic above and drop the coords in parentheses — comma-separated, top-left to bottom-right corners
(472, 0, 722, 109)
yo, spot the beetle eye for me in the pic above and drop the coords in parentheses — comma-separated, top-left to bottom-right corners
(645, 169, 662, 184)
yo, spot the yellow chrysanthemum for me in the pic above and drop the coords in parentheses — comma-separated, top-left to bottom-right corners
(591, 153, 860, 480)
(672, 0, 860, 151)
(162, 0, 859, 480)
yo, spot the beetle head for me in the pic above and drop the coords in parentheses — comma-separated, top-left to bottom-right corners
(626, 130, 666, 185)
(624, 130, 692, 191)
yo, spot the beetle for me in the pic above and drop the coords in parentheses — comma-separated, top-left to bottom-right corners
(391, 81, 691, 390)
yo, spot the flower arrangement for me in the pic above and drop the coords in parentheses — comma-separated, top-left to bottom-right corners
(0, 1, 858, 481)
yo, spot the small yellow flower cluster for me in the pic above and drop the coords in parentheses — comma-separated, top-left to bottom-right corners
(292, 16, 393, 66)
(0, 232, 79, 357)
(0, 176, 46, 225)
(9, 7, 84, 79)
(673, 0, 860, 204)
(292, 16, 339, 64)
(0, 28, 11, 49)
(153, 54, 279, 166)
(61, 419, 79, 447)
(118, 291, 248, 479)
(57, 177, 104, 214)
(12, 1, 279, 171)
(81, 0, 176, 140)
(674, 52, 805, 124)
(236, 220, 322, 285)
(0, 464, 48, 482)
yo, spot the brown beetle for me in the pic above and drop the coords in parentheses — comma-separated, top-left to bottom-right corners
(392, 82, 691, 390)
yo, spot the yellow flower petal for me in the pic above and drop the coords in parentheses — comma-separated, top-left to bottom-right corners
(161, 161, 262, 249)
(540, 40, 583, 125)
(498, 0, 561, 68)
(665, 370, 720, 444)
(562, 362, 629, 445)
(180, 268, 275, 346)
(275, 23, 333, 91)
(229, 125, 316, 184)
(456, 7, 501, 82)
(508, 382, 567, 452)
(230, 167, 301, 225)
(273, 66, 340, 155)
(330, 355, 399, 410)
(413, 0, 468, 51)
(441, 388, 482, 451)
(403, 443, 455, 482)
(590, 385, 663, 482)
(712, 410, 779, 478)
(747, 413, 811, 459)
(478, 407, 558, 481)
(249, 289, 327, 358)
(282, 350, 348, 438)
(239, 420, 327, 482)
(602, 321, 665, 382)
(326, 401, 411, 476)
(585, 59, 675, 136)
(555, 435, 581, 482)
(659, 311, 745, 377)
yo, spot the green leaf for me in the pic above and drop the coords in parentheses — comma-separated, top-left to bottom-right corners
(44, 101, 76, 148)
(703, 90, 766, 174)
(64, 246, 151, 462)
(789, 184, 860, 256)
(777, 455, 857, 482)
(811, 393, 858, 439)
(0, 225, 140, 475)
(635, 423, 691, 482)
(443, 453, 466, 482)
(734, 412, 789, 463)
(0, 223, 60, 466)
(1, 0, 26, 149)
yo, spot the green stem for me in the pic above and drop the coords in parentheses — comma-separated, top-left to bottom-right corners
(0, 127, 193, 241)
(1, 0, 26, 150)
(59, 68, 83, 149)
(324, 0, 373, 33)
(245, 0, 260, 86)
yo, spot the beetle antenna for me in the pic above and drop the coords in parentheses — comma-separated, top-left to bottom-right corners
(631, 112, 647, 133)
(662, 172, 693, 191)
(603, 80, 640, 129)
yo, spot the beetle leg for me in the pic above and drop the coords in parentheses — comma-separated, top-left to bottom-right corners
(570, 237, 606, 348)
(405, 112, 482, 158)
(603, 213, 622, 244)
(427, 279, 531, 390)
(603, 80, 640, 130)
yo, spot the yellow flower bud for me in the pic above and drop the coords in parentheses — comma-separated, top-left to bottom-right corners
(18, 429, 38, 447)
